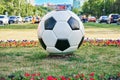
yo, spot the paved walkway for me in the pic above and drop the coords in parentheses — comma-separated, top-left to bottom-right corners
(85, 28, 120, 39)
(0, 28, 120, 41)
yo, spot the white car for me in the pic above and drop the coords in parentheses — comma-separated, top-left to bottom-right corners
(16, 16, 22, 23)
(98, 16, 108, 23)
(0, 15, 8, 25)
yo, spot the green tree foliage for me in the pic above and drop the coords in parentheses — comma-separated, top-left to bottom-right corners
(0, 0, 51, 17)
(35, 6, 50, 17)
(72, 8, 81, 15)
(0, 4, 5, 14)
(82, 0, 120, 17)
(113, 0, 120, 13)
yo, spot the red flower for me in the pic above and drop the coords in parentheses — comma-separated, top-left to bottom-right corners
(31, 73, 36, 77)
(60, 76, 66, 80)
(118, 72, 120, 77)
(90, 78, 95, 80)
(54, 78, 58, 80)
(40, 78, 44, 80)
(24, 72, 30, 77)
(30, 77, 35, 80)
(47, 76, 53, 80)
(36, 72, 40, 76)
(106, 41, 110, 45)
(84, 78, 87, 80)
(89, 72, 95, 77)
(75, 74, 80, 79)
(81, 73, 84, 78)
(67, 77, 71, 80)
(60, 76, 70, 80)
(47, 76, 57, 80)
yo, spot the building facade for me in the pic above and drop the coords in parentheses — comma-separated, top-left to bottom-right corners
(73, 0, 80, 8)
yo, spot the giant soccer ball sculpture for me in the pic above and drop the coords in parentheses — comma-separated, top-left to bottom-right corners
(38, 10, 84, 54)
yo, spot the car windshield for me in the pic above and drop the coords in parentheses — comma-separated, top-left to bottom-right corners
(102, 16, 107, 18)
(112, 15, 119, 19)
(102, 16, 108, 19)
(90, 16, 95, 18)
(0, 16, 4, 18)
(29, 16, 32, 18)
(9, 16, 16, 19)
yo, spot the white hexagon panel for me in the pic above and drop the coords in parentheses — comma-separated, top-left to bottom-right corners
(68, 30, 83, 46)
(42, 31, 57, 47)
(37, 21, 45, 39)
(52, 11, 71, 22)
(63, 46, 78, 53)
(53, 22, 72, 39)
(46, 47, 62, 53)
(38, 10, 85, 54)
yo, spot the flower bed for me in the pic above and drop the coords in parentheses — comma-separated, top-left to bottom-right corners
(83, 38, 120, 47)
(0, 40, 38, 48)
(0, 38, 120, 48)
(0, 72, 120, 80)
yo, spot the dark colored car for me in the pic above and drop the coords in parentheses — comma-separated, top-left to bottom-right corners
(107, 14, 119, 24)
(80, 15, 88, 23)
(23, 17, 30, 22)
(98, 16, 108, 23)
(8, 16, 18, 24)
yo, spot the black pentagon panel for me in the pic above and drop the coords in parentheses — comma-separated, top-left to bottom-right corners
(45, 17, 56, 30)
(77, 36, 84, 49)
(55, 39, 70, 51)
(38, 38, 46, 50)
(68, 17, 80, 30)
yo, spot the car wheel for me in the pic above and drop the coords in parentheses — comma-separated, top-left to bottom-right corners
(108, 21, 110, 24)
(9, 21, 13, 24)
(117, 22, 120, 25)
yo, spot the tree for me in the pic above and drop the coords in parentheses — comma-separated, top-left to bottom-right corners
(72, 8, 81, 15)
(0, 4, 5, 14)
(113, 0, 120, 14)
(82, 0, 118, 17)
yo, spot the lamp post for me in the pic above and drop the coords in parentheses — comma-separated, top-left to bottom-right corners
(103, 0, 106, 15)
(19, 0, 21, 16)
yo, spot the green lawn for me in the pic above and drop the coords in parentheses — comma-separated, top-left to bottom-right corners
(84, 22, 120, 29)
(0, 22, 120, 29)
(0, 45, 120, 77)
(0, 23, 38, 29)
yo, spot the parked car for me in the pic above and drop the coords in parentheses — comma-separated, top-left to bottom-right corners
(0, 15, 8, 25)
(88, 16, 96, 22)
(16, 16, 22, 23)
(98, 16, 108, 23)
(32, 16, 41, 24)
(117, 17, 120, 25)
(35, 17, 41, 23)
(107, 14, 119, 24)
(8, 16, 18, 24)
(23, 17, 30, 22)
(28, 16, 33, 21)
(80, 15, 88, 23)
